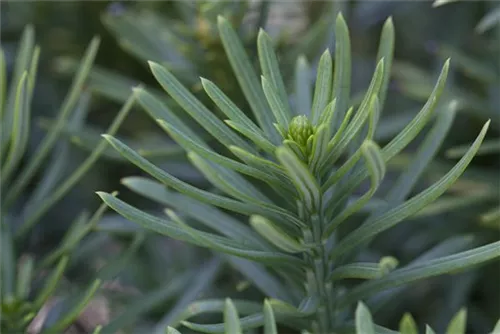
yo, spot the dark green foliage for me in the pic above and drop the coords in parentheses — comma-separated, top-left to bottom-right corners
(3, 1, 499, 333)
(98, 9, 499, 334)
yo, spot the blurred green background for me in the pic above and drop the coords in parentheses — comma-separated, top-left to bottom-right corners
(2, 1, 499, 332)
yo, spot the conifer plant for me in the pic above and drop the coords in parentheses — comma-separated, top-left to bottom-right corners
(98, 13, 500, 333)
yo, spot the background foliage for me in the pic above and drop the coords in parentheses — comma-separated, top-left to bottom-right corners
(1, 1, 498, 333)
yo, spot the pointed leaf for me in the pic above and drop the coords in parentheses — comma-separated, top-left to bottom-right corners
(5, 37, 101, 210)
(262, 76, 290, 128)
(325, 60, 455, 235)
(224, 299, 243, 334)
(331, 13, 352, 130)
(149, 61, 255, 152)
(27, 45, 40, 98)
(158, 115, 280, 196)
(399, 313, 418, 334)
(366, 235, 477, 312)
(383, 102, 457, 207)
(187, 152, 273, 207)
(425, 326, 437, 334)
(92, 326, 103, 334)
(97, 191, 198, 242)
(121, 177, 268, 249)
(324, 140, 385, 237)
(383, 60, 450, 161)
(201, 77, 264, 138)
(357, 100, 457, 238)
(217, 16, 278, 141)
(342, 58, 384, 141)
(158, 120, 283, 192)
(338, 240, 500, 308)
(375, 17, 395, 111)
(311, 50, 333, 124)
(329, 120, 490, 260)
(323, 96, 380, 191)
(356, 302, 375, 334)
(324, 60, 384, 169)
(111, 191, 299, 267)
(276, 146, 321, 211)
(225, 120, 277, 153)
(258, 29, 291, 121)
(1, 72, 31, 184)
(250, 215, 306, 253)
(326, 106, 354, 155)
(229, 146, 288, 179)
(1, 25, 34, 154)
(283, 139, 307, 161)
(446, 308, 467, 334)
(134, 87, 206, 145)
(60, 127, 185, 161)
(308, 123, 331, 174)
(16, 88, 135, 238)
(185, 152, 299, 232)
(294, 55, 311, 117)
(378, 256, 399, 275)
(318, 98, 337, 128)
(101, 135, 302, 226)
(166, 210, 304, 266)
(263, 300, 278, 334)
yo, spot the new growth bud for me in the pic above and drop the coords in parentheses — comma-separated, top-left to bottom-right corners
(287, 115, 314, 148)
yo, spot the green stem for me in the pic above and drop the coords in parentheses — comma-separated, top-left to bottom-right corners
(302, 209, 334, 333)
(317, 212, 335, 333)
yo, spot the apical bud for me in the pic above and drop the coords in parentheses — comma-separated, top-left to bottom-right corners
(287, 115, 314, 148)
